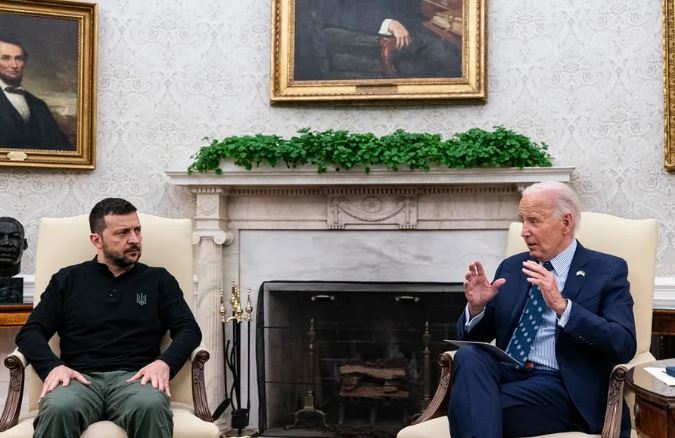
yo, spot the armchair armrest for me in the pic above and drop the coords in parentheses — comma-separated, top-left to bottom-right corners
(378, 36, 397, 78)
(190, 345, 213, 422)
(412, 351, 454, 425)
(0, 348, 27, 432)
(599, 352, 655, 438)
(599, 364, 629, 438)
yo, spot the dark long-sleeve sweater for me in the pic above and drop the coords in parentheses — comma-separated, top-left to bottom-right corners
(16, 258, 201, 381)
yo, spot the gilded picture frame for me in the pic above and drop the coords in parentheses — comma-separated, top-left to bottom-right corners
(0, 0, 97, 169)
(665, 0, 675, 171)
(270, 0, 486, 103)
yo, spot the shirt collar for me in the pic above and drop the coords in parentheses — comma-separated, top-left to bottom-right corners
(547, 239, 577, 277)
(89, 255, 141, 278)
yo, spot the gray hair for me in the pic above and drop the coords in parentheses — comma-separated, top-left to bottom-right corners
(522, 182, 581, 232)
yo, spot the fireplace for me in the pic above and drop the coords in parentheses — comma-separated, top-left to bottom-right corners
(257, 281, 464, 437)
(166, 164, 573, 431)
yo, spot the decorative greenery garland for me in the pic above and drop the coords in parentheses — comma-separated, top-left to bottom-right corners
(188, 126, 553, 174)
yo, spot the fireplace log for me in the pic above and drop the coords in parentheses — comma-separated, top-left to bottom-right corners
(339, 364, 406, 380)
(339, 363, 409, 399)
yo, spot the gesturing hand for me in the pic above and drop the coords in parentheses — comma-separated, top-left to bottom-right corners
(40, 365, 91, 400)
(126, 359, 171, 396)
(388, 20, 411, 50)
(522, 261, 566, 316)
(464, 261, 506, 317)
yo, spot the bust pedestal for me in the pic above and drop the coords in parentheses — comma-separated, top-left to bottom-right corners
(0, 278, 23, 304)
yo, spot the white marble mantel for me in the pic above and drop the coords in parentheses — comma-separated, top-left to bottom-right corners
(166, 164, 575, 187)
(165, 165, 575, 426)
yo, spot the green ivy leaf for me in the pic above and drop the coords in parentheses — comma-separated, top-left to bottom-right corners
(187, 127, 553, 174)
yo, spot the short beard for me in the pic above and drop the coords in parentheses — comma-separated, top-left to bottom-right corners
(0, 73, 22, 87)
(102, 246, 140, 269)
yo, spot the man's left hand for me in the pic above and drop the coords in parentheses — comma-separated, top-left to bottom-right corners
(522, 261, 567, 316)
(126, 359, 171, 396)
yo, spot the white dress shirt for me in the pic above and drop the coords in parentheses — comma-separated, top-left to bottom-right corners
(0, 78, 30, 122)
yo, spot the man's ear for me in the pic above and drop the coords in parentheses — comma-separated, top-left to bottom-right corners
(89, 233, 102, 248)
(22, 238, 27, 250)
(562, 213, 573, 235)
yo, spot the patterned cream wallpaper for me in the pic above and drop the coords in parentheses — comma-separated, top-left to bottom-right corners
(0, 0, 673, 275)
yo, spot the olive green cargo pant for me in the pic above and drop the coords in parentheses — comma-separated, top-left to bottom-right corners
(33, 370, 172, 438)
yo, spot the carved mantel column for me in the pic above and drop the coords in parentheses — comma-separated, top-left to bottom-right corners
(192, 187, 233, 410)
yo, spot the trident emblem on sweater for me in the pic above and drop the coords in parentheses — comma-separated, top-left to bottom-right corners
(136, 293, 147, 306)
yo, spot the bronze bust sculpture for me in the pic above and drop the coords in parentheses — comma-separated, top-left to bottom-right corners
(0, 217, 27, 303)
(0, 217, 27, 278)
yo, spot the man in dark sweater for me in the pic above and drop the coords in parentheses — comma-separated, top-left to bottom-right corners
(16, 198, 202, 438)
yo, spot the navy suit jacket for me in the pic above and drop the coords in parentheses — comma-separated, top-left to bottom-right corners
(457, 242, 636, 435)
(0, 90, 72, 150)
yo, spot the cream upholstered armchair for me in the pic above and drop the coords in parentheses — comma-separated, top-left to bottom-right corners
(0, 214, 219, 438)
(398, 212, 658, 438)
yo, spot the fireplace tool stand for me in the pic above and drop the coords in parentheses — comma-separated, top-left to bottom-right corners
(285, 318, 331, 431)
(213, 284, 256, 438)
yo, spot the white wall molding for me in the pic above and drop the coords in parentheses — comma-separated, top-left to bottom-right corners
(654, 277, 675, 309)
(16, 274, 34, 303)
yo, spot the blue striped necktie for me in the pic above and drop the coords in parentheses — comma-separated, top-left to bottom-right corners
(505, 261, 554, 366)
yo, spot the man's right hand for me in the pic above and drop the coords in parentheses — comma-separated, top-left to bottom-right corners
(39, 365, 91, 400)
(388, 20, 411, 50)
(464, 261, 506, 318)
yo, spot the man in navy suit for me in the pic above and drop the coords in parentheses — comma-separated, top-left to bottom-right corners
(449, 181, 636, 438)
(0, 34, 72, 150)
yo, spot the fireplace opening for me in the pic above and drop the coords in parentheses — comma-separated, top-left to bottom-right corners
(256, 281, 465, 437)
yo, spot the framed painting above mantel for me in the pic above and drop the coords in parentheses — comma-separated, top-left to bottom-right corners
(270, 0, 486, 103)
(0, 0, 97, 169)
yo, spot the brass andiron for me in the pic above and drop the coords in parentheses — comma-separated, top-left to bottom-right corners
(422, 321, 431, 407)
(213, 283, 255, 437)
(285, 318, 331, 430)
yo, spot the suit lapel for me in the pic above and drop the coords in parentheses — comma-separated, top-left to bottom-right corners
(560, 243, 590, 302)
(0, 91, 27, 127)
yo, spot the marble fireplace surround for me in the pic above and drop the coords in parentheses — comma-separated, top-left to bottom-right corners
(166, 165, 575, 428)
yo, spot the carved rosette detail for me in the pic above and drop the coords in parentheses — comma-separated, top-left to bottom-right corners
(197, 196, 218, 216)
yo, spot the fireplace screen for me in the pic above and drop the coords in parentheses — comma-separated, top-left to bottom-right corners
(257, 282, 465, 437)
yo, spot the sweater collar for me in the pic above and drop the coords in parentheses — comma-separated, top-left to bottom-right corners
(88, 255, 144, 278)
